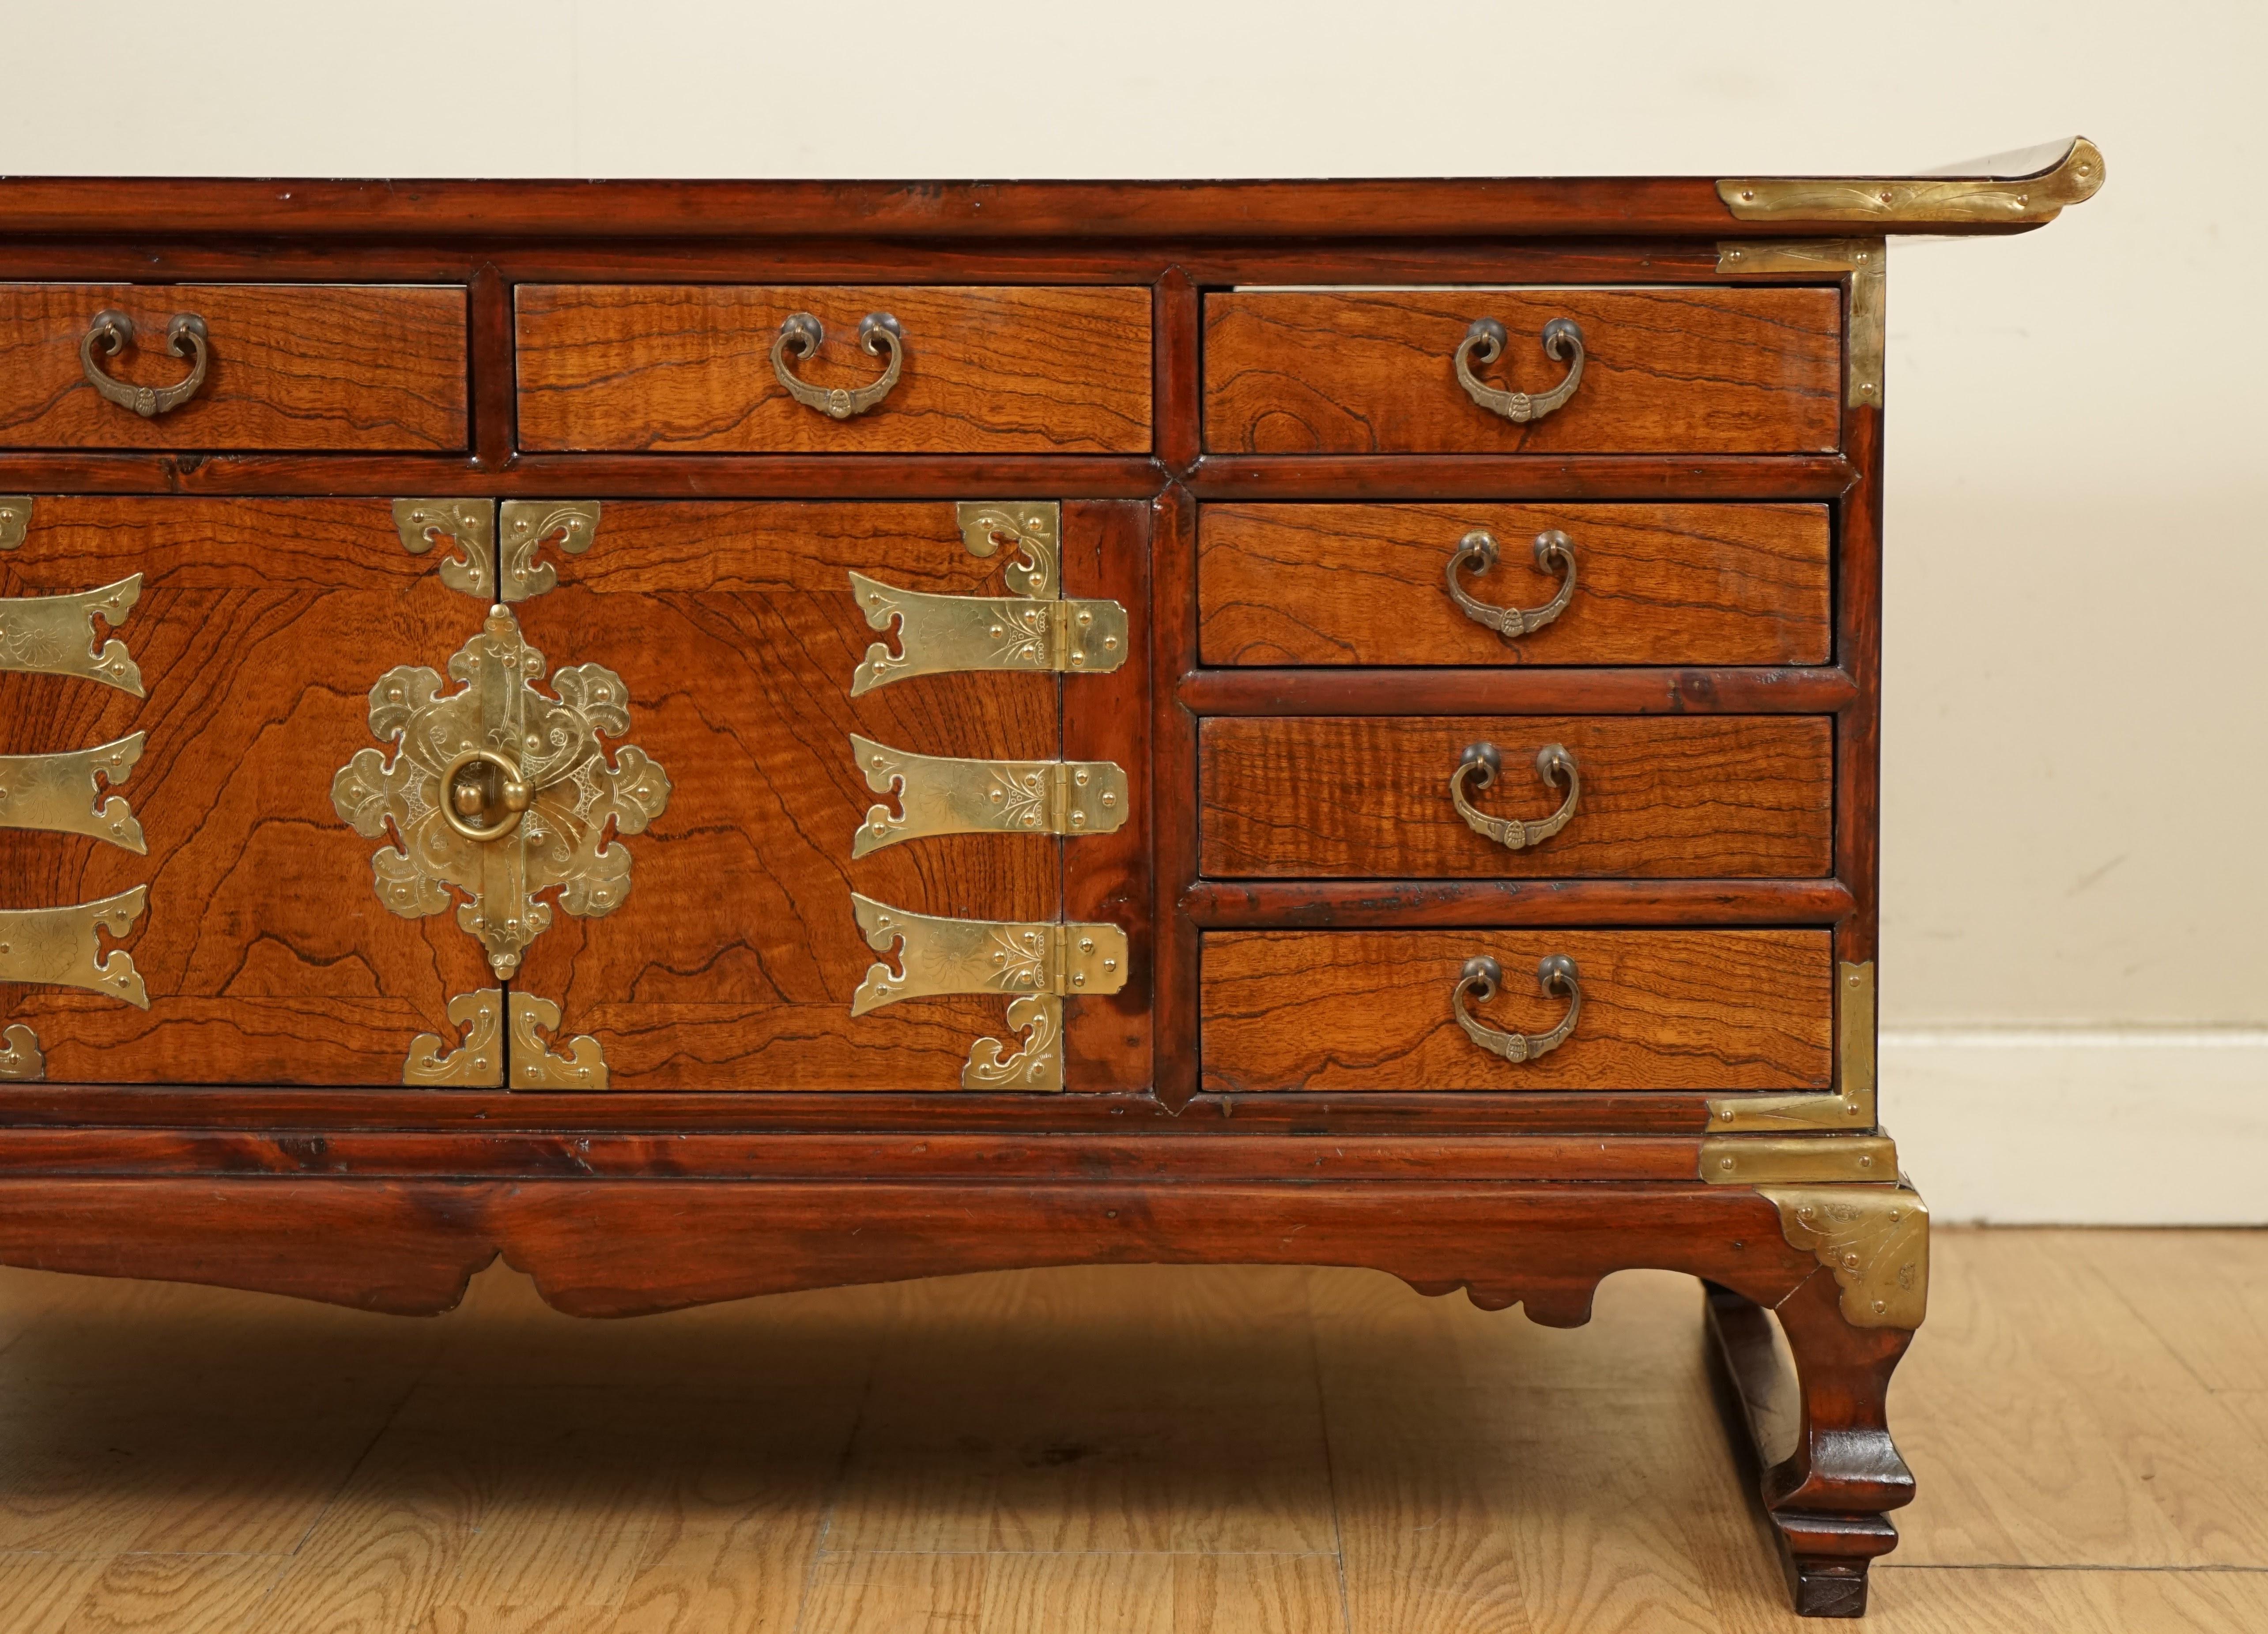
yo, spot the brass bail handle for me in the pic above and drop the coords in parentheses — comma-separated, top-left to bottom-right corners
(81, 309, 211, 418)
(1449, 741, 1580, 851)
(773, 310, 905, 419)
(1455, 315, 1584, 424)
(439, 749, 531, 843)
(1445, 528, 1577, 640)
(1453, 953, 1582, 1064)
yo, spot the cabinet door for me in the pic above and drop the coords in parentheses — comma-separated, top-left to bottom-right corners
(505, 500, 1149, 1092)
(0, 497, 493, 1084)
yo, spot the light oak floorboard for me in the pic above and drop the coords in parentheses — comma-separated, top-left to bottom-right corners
(0, 1231, 2263, 1633)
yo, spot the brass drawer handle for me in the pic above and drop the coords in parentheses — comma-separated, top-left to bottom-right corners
(1455, 316, 1584, 424)
(1450, 741, 1579, 851)
(81, 309, 211, 418)
(1445, 528, 1576, 639)
(772, 310, 904, 419)
(1454, 953, 1581, 1064)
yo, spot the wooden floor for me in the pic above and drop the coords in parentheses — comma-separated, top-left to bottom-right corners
(0, 1228, 2263, 1632)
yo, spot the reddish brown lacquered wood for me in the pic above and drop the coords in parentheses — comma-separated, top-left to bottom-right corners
(507, 500, 1064, 1091)
(1840, 407, 1883, 969)
(1201, 929, 1834, 1092)
(1200, 715, 1832, 879)
(0, 282, 466, 450)
(1184, 878, 1854, 928)
(1189, 453, 1857, 502)
(0, 497, 494, 1083)
(0, 1177, 1818, 1325)
(1178, 667, 1855, 716)
(1152, 484, 1202, 1108)
(1199, 502, 1832, 666)
(515, 284, 1153, 454)
(1203, 288, 1842, 455)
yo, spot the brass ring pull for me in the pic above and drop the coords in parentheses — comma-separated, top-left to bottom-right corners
(1455, 316, 1584, 424)
(1453, 953, 1581, 1064)
(1449, 741, 1579, 851)
(772, 310, 905, 419)
(80, 309, 211, 418)
(1445, 528, 1577, 640)
(438, 749, 531, 843)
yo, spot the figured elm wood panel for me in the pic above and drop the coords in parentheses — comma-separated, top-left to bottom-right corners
(1200, 930, 1833, 1092)
(1200, 716, 1833, 879)
(0, 498, 494, 1084)
(515, 285, 1153, 454)
(1203, 288, 1841, 454)
(1198, 502, 1832, 666)
(0, 284, 466, 450)
(509, 502, 1063, 1091)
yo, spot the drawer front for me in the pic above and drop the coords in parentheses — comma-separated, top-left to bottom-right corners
(0, 284, 468, 450)
(0, 497, 493, 1084)
(1199, 502, 1832, 667)
(1200, 929, 1834, 1092)
(516, 285, 1153, 454)
(1200, 716, 1832, 879)
(1203, 287, 1841, 454)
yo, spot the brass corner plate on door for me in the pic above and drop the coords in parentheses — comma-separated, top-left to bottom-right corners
(848, 734, 1129, 856)
(956, 501, 1060, 598)
(0, 1024, 44, 1081)
(500, 501, 601, 602)
(0, 575, 144, 695)
(849, 893, 1130, 1092)
(331, 601, 672, 977)
(402, 988, 505, 1086)
(0, 887, 149, 1009)
(0, 497, 30, 550)
(393, 499, 496, 599)
(1760, 1183, 1929, 1330)
(0, 733, 148, 853)
(508, 993, 608, 1089)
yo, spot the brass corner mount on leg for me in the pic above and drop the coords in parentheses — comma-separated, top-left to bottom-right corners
(1762, 1183, 1929, 1330)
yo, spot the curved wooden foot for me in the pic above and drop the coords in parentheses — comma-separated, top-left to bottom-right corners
(1705, 1273, 1917, 1618)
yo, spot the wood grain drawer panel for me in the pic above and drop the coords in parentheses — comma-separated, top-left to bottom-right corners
(1203, 288, 1841, 454)
(1200, 716, 1832, 878)
(1199, 502, 1832, 666)
(1200, 929, 1833, 1092)
(0, 284, 467, 450)
(515, 284, 1153, 453)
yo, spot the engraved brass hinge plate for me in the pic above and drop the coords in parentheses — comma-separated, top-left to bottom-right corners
(1718, 136, 2103, 226)
(508, 993, 608, 1089)
(331, 602, 671, 978)
(1761, 1182, 1929, 1330)
(403, 988, 505, 1085)
(500, 501, 600, 602)
(0, 574, 143, 694)
(1700, 1132, 1897, 1186)
(0, 732, 148, 853)
(0, 1024, 44, 1081)
(0, 497, 30, 550)
(1708, 960, 1877, 1133)
(849, 734, 1129, 856)
(849, 893, 1129, 1092)
(1717, 240, 1884, 408)
(393, 499, 496, 600)
(0, 887, 149, 1008)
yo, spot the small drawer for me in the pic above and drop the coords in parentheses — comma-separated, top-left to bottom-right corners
(0, 283, 467, 450)
(1200, 929, 1833, 1092)
(1203, 287, 1841, 454)
(515, 285, 1153, 454)
(1199, 502, 1832, 666)
(1200, 716, 1831, 879)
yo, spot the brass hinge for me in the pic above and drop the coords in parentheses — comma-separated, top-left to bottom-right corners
(0, 888, 149, 1009)
(1762, 1182, 1930, 1330)
(849, 734, 1129, 856)
(0, 575, 143, 694)
(1717, 136, 2103, 226)
(0, 1023, 44, 1081)
(0, 733, 147, 853)
(1706, 960, 1876, 1133)
(1716, 239, 1885, 409)
(849, 893, 1129, 1092)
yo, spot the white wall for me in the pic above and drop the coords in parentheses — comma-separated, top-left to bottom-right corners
(4, 0, 2260, 1220)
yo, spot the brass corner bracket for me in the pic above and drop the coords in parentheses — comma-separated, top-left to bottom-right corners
(394, 499, 496, 600)
(0, 1023, 45, 1081)
(1718, 136, 2103, 226)
(1707, 960, 1876, 1134)
(500, 501, 601, 602)
(1699, 1133, 1897, 1186)
(1762, 1183, 1929, 1330)
(1716, 240, 1884, 408)
(403, 988, 505, 1085)
(0, 496, 30, 550)
(508, 993, 608, 1089)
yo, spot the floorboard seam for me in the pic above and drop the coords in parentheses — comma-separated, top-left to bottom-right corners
(785, 1331, 879, 1634)
(1304, 1269, 1358, 1634)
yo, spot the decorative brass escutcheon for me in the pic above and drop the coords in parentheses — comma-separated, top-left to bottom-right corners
(331, 603, 672, 978)
(1450, 741, 1579, 851)
(849, 893, 1130, 1092)
(0, 887, 149, 1008)
(1455, 316, 1585, 425)
(81, 309, 211, 418)
(0, 733, 147, 853)
(848, 734, 1128, 857)
(0, 575, 143, 694)
(773, 311, 905, 419)
(1452, 953, 1580, 1065)
(1445, 528, 1577, 640)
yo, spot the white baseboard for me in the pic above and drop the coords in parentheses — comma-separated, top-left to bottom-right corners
(1882, 1029, 2268, 1225)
